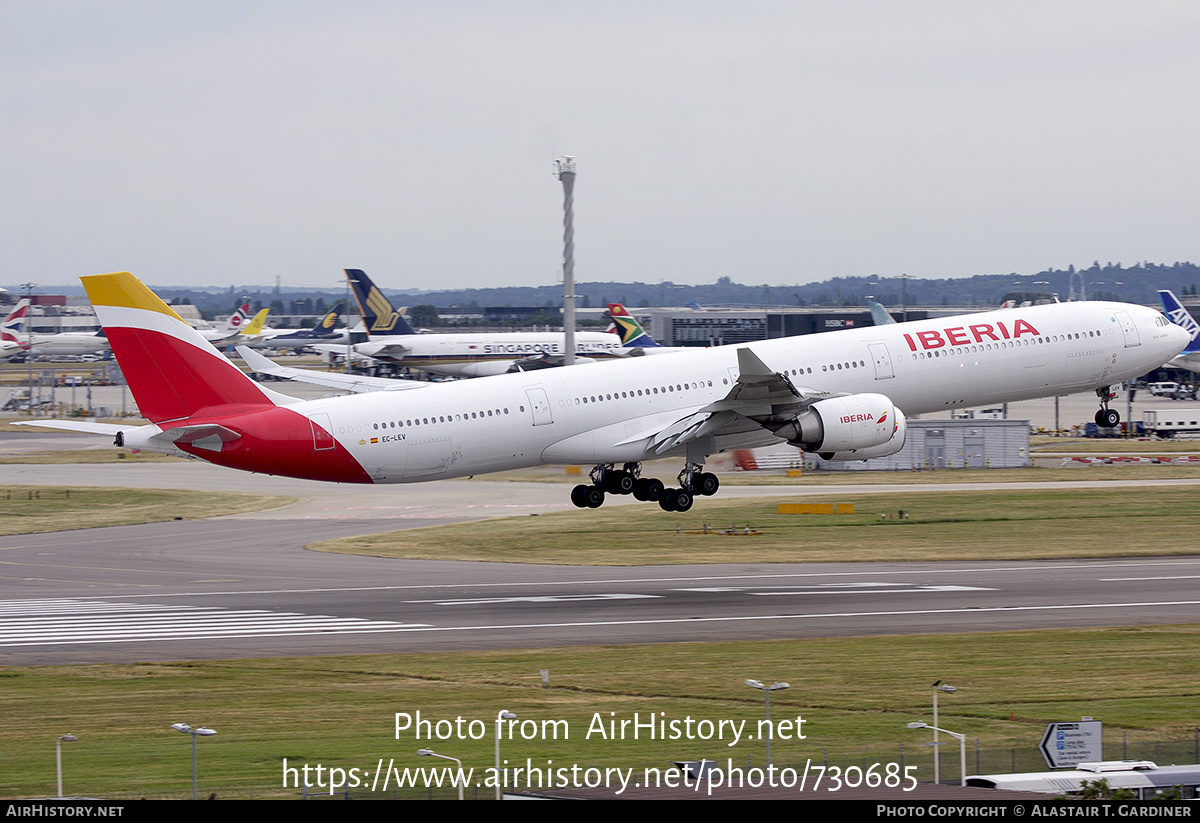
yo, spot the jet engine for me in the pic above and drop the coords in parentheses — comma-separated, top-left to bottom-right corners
(771, 393, 907, 461)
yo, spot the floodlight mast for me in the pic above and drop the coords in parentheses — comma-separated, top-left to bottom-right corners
(555, 156, 577, 367)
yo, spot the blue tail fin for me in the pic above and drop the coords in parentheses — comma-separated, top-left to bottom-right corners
(345, 269, 417, 336)
(1158, 290, 1200, 352)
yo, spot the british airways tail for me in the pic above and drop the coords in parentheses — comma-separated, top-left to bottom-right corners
(1158, 290, 1200, 352)
(607, 303, 663, 348)
(1, 299, 30, 343)
(345, 269, 418, 336)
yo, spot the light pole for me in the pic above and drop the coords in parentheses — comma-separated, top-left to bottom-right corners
(746, 679, 789, 766)
(418, 749, 464, 800)
(55, 734, 76, 798)
(930, 682, 956, 784)
(908, 722, 966, 786)
(554, 157, 576, 368)
(494, 710, 515, 800)
(171, 722, 217, 799)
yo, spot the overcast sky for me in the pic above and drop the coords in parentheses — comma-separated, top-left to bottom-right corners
(3, 1, 1199, 292)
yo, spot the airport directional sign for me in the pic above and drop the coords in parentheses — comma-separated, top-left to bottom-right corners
(1040, 721, 1103, 768)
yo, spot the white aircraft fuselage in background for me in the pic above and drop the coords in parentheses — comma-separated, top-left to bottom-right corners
(348, 330, 628, 377)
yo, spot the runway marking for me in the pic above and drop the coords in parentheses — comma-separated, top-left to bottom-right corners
(404, 594, 660, 605)
(33, 559, 1200, 600)
(752, 585, 993, 595)
(334, 599, 1200, 635)
(678, 584, 994, 595)
(0, 599, 430, 648)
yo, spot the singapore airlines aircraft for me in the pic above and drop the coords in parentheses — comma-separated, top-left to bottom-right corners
(48, 272, 1187, 513)
(341, 269, 628, 376)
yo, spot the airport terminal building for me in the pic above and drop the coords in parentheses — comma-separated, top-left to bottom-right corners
(642, 307, 941, 348)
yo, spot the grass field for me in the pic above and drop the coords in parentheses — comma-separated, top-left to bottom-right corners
(0, 449, 182, 464)
(311, 486, 1200, 565)
(2, 627, 1197, 798)
(0, 487, 295, 535)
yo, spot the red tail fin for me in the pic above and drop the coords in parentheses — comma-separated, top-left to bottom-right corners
(82, 273, 279, 424)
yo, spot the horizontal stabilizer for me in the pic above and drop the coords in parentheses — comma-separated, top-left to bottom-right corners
(12, 420, 129, 436)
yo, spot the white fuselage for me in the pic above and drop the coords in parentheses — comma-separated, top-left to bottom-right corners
(353, 330, 628, 377)
(284, 301, 1185, 483)
(25, 332, 111, 358)
(244, 328, 348, 350)
(1167, 352, 1200, 374)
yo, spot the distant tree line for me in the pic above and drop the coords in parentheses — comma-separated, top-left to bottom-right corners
(114, 260, 1200, 319)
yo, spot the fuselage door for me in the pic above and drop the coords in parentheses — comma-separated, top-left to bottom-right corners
(868, 342, 895, 379)
(526, 387, 553, 426)
(1113, 310, 1141, 348)
(310, 412, 335, 451)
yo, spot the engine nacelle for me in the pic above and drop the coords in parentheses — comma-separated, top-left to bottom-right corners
(772, 393, 907, 460)
(817, 409, 907, 461)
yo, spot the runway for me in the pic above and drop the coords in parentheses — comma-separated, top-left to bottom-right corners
(2, 457, 1199, 665)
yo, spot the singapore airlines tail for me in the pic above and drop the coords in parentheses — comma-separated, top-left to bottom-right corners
(345, 268, 418, 336)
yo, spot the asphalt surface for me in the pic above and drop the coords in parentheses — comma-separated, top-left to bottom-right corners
(2, 454, 1199, 665)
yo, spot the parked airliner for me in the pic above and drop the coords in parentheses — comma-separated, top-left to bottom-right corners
(44, 273, 1188, 512)
(1158, 290, 1200, 374)
(342, 269, 628, 376)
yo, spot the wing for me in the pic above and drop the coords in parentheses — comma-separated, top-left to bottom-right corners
(509, 353, 596, 371)
(236, 346, 429, 394)
(645, 347, 844, 455)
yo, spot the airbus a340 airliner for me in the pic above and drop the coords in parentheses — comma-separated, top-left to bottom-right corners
(55, 273, 1187, 512)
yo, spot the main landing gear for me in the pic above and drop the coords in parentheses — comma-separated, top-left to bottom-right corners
(570, 462, 720, 512)
(1094, 385, 1121, 429)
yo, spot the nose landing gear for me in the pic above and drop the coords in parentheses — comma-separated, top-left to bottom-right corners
(1095, 384, 1122, 429)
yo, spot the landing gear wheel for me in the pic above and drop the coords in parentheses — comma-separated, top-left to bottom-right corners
(636, 477, 665, 502)
(570, 484, 591, 508)
(673, 489, 694, 512)
(696, 473, 720, 496)
(659, 489, 679, 512)
(605, 471, 635, 495)
(1096, 408, 1120, 428)
(585, 486, 606, 508)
